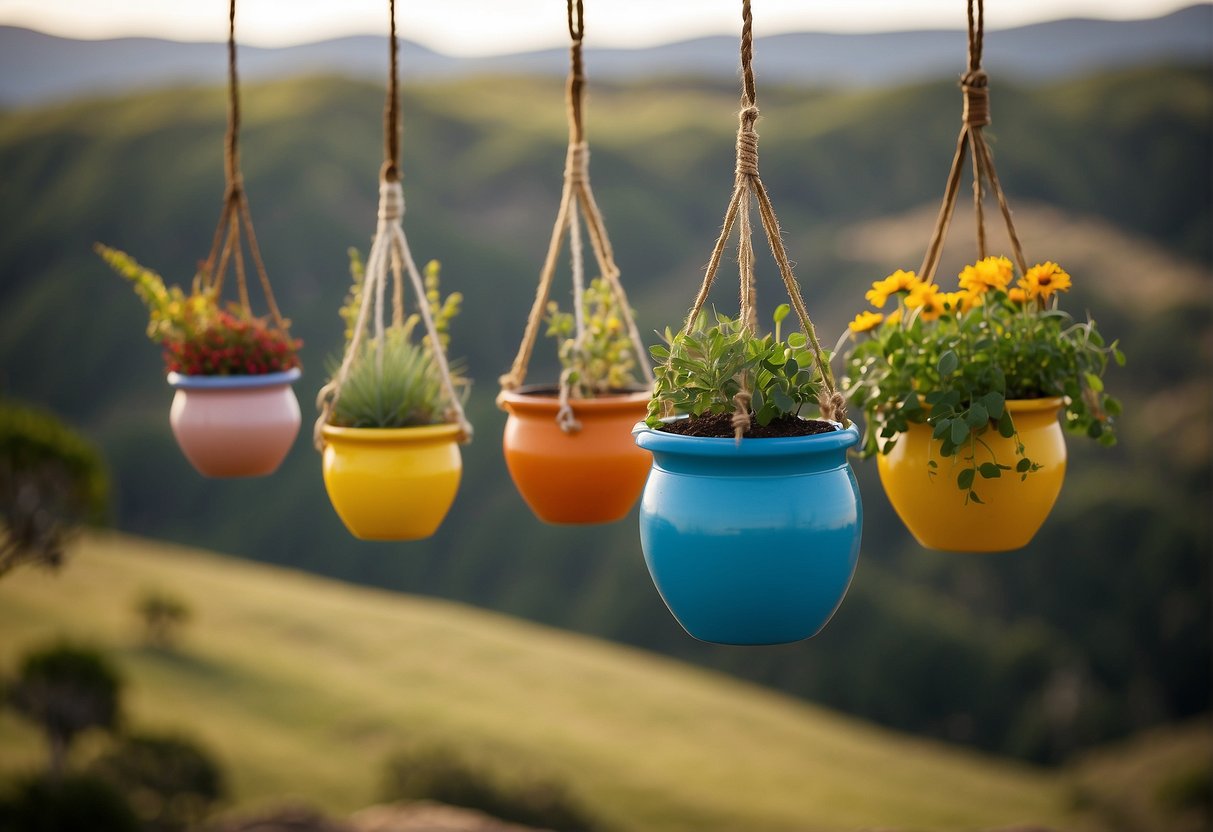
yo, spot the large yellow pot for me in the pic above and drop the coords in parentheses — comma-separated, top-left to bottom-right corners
(876, 397, 1066, 552)
(321, 423, 462, 541)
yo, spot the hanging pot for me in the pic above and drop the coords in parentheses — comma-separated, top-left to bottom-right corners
(320, 423, 461, 541)
(167, 368, 301, 478)
(499, 387, 651, 524)
(877, 397, 1066, 552)
(632, 420, 862, 646)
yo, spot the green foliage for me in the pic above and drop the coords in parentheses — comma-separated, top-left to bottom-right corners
(0, 400, 108, 577)
(647, 304, 823, 429)
(380, 745, 603, 832)
(0, 773, 139, 832)
(545, 277, 641, 397)
(89, 733, 225, 832)
(329, 254, 467, 429)
(94, 245, 301, 375)
(7, 642, 123, 777)
(135, 589, 190, 649)
(843, 259, 1123, 501)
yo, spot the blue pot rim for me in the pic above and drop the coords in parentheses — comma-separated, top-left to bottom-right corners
(633, 418, 859, 458)
(167, 367, 302, 390)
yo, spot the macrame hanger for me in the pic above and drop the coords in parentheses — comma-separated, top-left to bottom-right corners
(314, 0, 472, 449)
(200, 0, 289, 334)
(498, 0, 654, 434)
(672, 0, 844, 439)
(918, 0, 1028, 284)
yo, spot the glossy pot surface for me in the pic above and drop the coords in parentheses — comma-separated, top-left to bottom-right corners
(321, 423, 462, 541)
(877, 398, 1067, 552)
(500, 388, 651, 524)
(633, 420, 862, 645)
(167, 369, 301, 478)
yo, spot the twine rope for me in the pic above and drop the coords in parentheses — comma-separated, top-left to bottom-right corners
(676, 0, 843, 440)
(315, 1, 471, 449)
(918, 0, 1027, 283)
(499, 0, 654, 432)
(200, 0, 289, 333)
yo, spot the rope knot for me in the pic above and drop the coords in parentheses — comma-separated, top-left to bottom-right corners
(378, 181, 405, 222)
(565, 142, 590, 185)
(819, 389, 847, 424)
(735, 107, 760, 178)
(731, 390, 752, 441)
(961, 70, 991, 128)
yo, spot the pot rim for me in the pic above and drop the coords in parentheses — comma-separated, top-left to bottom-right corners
(168, 367, 301, 390)
(321, 422, 462, 444)
(1003, 396, 1065, 413)
(498, 385, 652, 415)
(633, 418, 859, 457)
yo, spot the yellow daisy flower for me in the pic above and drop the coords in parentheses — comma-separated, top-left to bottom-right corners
(958, 256, 1013, 294)
(884, 307, 903, 326)
(1007, 286, 1029, 304)
(906, 281, 944, 321)
(848, 311, 884, 333)
(865, 269, 920, 308)
(1020, 261, 1072, 300)
(941, 290, 981, 313)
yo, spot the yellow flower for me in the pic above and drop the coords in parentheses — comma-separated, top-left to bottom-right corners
(941, 290, 981, 313)
(905, 281, 944, 321)
(884, 307, 903, 326)
(1020, 261, 1071, 300)
(865, 269, 920, 308)
(1007, 286, 1029, 304)
(958, 256, 1013, 294)
(848, 311, 884, 333)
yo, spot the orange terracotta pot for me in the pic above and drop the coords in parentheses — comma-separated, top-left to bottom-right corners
(498, 387, 652, 524)
(167, 369, 301, 478)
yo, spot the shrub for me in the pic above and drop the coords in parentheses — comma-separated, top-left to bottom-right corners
(380, 745, 601, 832)
(0, 773, 139, 832)
(90, 733, 225, 832)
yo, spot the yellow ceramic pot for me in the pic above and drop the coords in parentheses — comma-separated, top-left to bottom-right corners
(876, 397, 1066, 552)
(321, 423, 462, 541)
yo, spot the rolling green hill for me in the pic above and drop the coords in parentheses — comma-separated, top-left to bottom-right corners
(0, 66, 1208, 766)
(0, 532, 1077, 831)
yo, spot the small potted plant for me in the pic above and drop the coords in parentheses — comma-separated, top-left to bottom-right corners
(318, 253, 468, 541)
(498, 277, 652, 525)
(841, 257, 1123, 552)
(632, 305, 862, 646)
(96, 245, 302, 478)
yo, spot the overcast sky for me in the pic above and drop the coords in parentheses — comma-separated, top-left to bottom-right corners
(0, 0, 1196, 55)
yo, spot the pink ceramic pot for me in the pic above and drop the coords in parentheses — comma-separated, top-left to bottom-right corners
(167, 368, 301, 478)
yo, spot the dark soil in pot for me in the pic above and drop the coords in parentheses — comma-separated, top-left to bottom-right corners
(658, 412, 838, 438)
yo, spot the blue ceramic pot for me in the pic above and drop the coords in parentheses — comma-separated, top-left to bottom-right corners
(632, 420, 862, 645)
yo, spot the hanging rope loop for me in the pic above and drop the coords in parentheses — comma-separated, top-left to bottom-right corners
(671, 0, 844, 439)
(499, 0, 655, 411)
(917, 0, 1029, 284)
(315, 0, 472, 449)
(198, 0, 289, 335)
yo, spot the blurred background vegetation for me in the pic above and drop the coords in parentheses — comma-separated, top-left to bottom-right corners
(0, 19, 1208, 831)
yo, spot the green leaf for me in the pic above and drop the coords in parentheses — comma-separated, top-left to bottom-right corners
(980, 391, 1004, 419)
(957, 468, 975, 490)
(966, 403, 989, 427)
(951, 419, 970, 445)
(998, 410, 1015, 438)
(787, 332, 807, 349)
(1085, 372, 1104, 393)
(969, 491, 984, 504)
(978, 462, 1002, 479)
(773, 303, 790, 325)
(933, 419, 952, 440)
(1016, 458, 1032, 472)
(937, 350, 959, 376)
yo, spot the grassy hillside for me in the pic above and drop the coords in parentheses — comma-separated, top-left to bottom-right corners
(0, 67, 1208, 765)
(0, 533, 1073, 832)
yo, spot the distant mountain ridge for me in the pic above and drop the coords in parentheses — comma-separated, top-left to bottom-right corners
(1, 3, 1210, 105)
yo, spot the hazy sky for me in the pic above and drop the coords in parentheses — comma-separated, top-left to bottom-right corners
(0, 0, 1195, 55)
